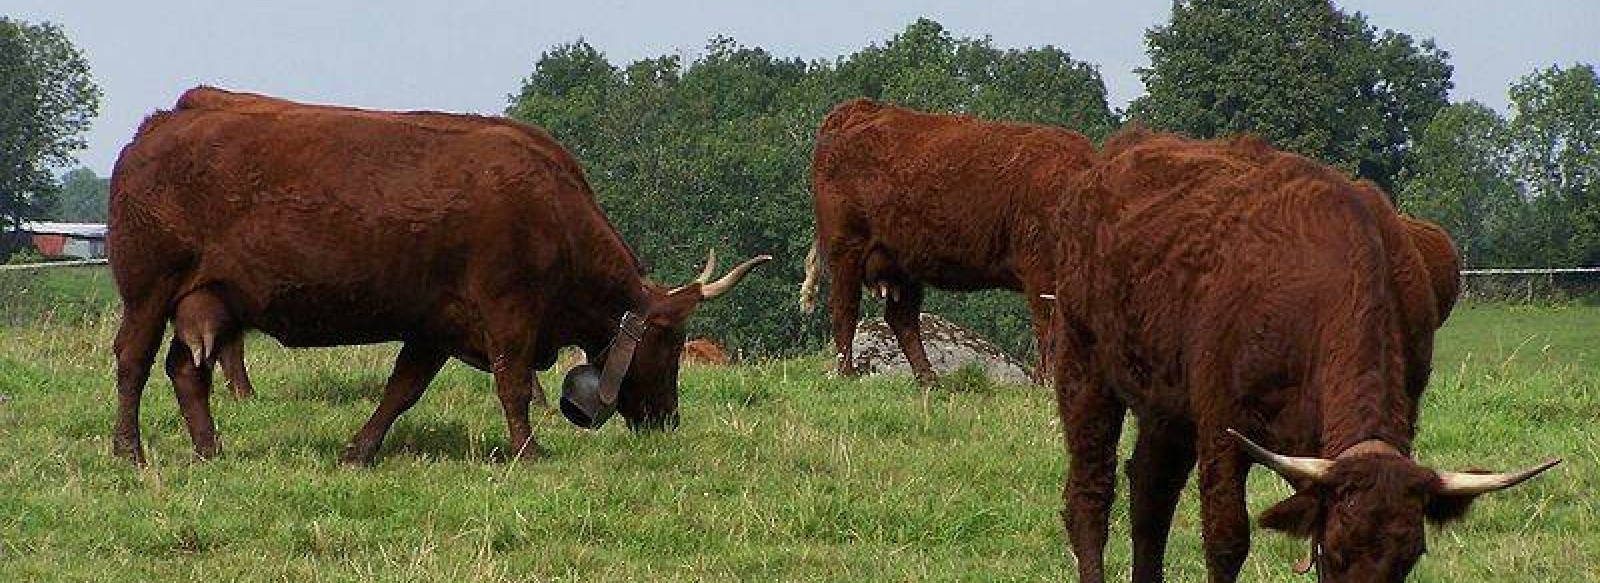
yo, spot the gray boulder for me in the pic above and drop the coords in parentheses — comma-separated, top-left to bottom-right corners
(850, 313, 1033, 386)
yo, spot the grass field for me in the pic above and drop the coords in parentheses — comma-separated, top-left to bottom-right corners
(0, 266, 1596, 581)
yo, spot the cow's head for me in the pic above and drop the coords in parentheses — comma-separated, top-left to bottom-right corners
(561, 250, 770, 431)
(1229, 429, 1558, 582)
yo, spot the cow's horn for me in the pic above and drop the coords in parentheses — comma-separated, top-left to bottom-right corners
(1435, 458, 1561, 496)
(702, 255, 773, 299)
(693, 248, 718, 285)
(1227, 428, 1333, 484)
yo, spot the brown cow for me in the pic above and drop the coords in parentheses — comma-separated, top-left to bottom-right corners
(1049, 129, 1555, 582)
(801, 98, 1095, 385)
(108, 87, 768, 465)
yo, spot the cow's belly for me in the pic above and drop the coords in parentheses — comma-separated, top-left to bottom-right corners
(244, 283, 424, 347)
(882, 245, 1020, 291)
(192, 217, 472, 347)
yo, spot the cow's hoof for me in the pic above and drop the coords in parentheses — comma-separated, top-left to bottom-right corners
(112, 436, 146, 466)
(338, 454, 376, 469)
(339, 443, 379, 468)
(505, 441, 548, 462)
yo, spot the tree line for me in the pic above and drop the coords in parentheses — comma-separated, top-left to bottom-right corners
(3, 1, 1596, 356)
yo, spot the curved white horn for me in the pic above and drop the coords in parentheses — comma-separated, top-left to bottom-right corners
(702, 254, 773, 299)
(1436, 458, 1561, 496)
(693, 248, 718, 285)
(1227, 428, 1334, 484)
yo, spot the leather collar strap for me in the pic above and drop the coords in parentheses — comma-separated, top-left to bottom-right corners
(598, 311, 650, 406)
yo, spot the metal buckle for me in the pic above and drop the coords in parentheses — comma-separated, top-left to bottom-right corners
(618, 310, 648, 342)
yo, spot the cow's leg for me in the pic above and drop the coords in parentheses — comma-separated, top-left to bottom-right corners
(1061, 380, 1125, 583)
(1196, 431, 1252, 582)
(166, 336, 221, 459)
(476, 323, 547, 461)
(112, 297, 172, 464)
(883, 282, 935, 386)
(826, 247, 865, 377)
(1025, 290, 1055, 385)
(1128, 419, 1198, 583)
(490, 343, 545, 461)
(340, 342, 447, 466)
(218, 335, 255, 399)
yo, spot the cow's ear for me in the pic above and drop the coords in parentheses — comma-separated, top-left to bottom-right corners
(1423, 491, 1480, 525)
(1259, 490, 1321, 538)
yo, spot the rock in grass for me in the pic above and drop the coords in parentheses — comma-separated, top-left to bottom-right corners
(850, 313, 1032, 386)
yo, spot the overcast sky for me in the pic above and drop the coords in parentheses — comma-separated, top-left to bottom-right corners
(8, 1, 1597, 175)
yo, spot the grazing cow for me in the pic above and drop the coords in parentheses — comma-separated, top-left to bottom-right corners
(108, 87, 768, 465)
(801, 98, 1095, 385)
(1049, 129, 1556, 582)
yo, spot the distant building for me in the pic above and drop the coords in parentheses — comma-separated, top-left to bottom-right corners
(20, 222, 107, 259)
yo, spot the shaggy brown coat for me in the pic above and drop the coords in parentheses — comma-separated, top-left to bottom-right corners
(802, 98, 1095, 384)
(1400, 215, 1462, 323)
(1050, 129, 1539, 582)
(108, 87, 761, 465)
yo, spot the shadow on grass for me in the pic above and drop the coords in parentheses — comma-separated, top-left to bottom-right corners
(260, 418, 552, 464)
(277, 370, 385, 405)
(384, 419, 476, 461)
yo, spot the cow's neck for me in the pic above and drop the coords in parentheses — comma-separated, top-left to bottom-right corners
(563, 251, 651, 357)
(1314, 371, 1416, 458)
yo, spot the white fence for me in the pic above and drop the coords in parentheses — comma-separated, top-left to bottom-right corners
(2, 260, 1596, 300)
(1460, 267, 1600, 302)
(0, 258, 108, 271)
(1461, 268, 1600, 276)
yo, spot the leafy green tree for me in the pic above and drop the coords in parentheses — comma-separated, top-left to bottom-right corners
(1506, 64, 1600, 266)
(506, 40, 621, 164)
(53, 167, 108, 222)
(1130, 0, 1450, 193)
(0, 18, 100, 236)
(1402, 64, 1598, 269)
(834, 18, 1117, 138)
(508, 20, 1116, 356)
(1399, 103, 1520, 265)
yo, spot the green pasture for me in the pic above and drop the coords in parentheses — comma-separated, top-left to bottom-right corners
(0, 267, 1594, 581)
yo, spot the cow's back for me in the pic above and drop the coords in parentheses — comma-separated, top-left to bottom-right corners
(1058, 130, 1438, 423)
(1399, 216, 1461, 322)
(811, 99, 1094, 291)
(109, 87, 601, 346)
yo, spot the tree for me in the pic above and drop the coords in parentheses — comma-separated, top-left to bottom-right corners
(54, 167, 108, 222)
(1398, 102, 1522, 266)
(1129, 0, 1450, 193)
(834, 18, 1117, 138)
(0, 18, 100, 234)
(505, 40, 621, 164)
(1506, 64, 1600, 266)
(507, 20, 1117, 356)
(1401, 64, 1599, 269)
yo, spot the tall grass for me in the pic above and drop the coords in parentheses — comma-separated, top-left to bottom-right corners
(0, 268, 1595, 581)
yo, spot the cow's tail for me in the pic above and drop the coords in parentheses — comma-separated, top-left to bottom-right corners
(799, 236, 823, 313)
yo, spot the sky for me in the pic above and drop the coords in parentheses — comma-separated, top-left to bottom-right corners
(7, 1, 1597, 175)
